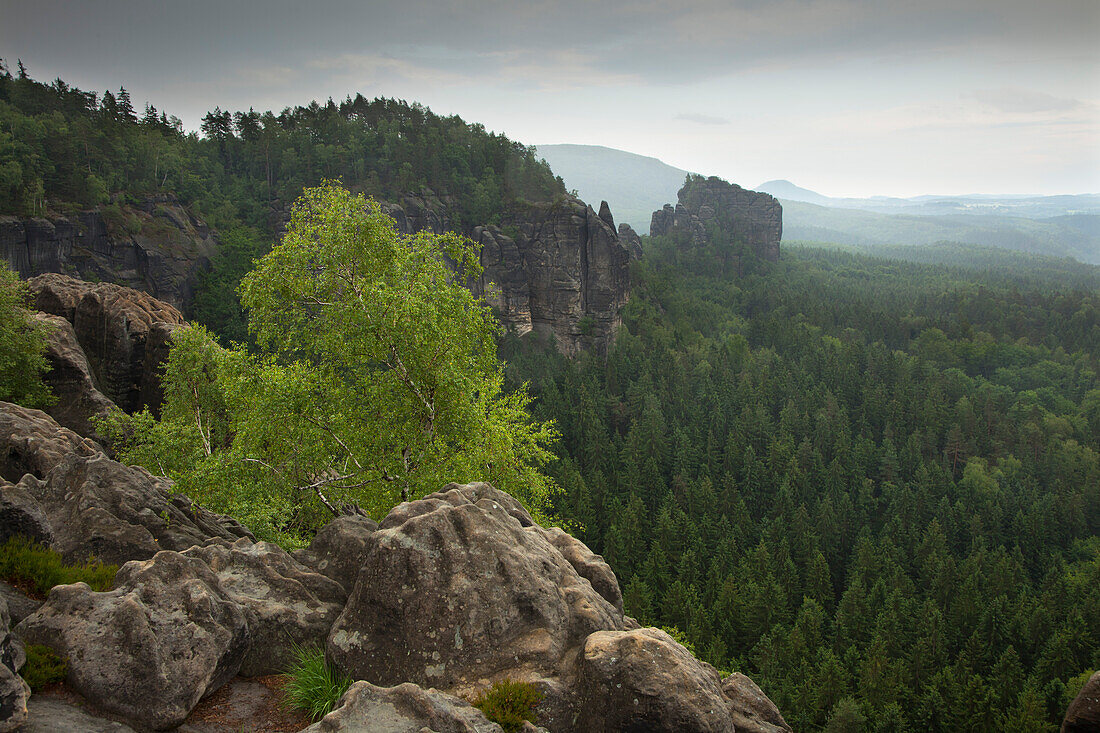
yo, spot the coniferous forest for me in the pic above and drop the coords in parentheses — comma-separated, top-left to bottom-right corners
(2, 65, 1098, 730)
(504, 241, 1100, 731)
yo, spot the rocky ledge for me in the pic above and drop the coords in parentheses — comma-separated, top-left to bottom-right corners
(0, 400, 790, 732)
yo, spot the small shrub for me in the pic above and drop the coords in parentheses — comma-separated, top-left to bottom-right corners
(282, 645, 352, 721)
(471, 679, 543, 733)
(21, 644, 67, 690)
(0, 537, 116, 597)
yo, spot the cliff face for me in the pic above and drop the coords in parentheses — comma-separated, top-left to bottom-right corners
(651, 176, 782, 263)
(0, 195, 218, 309)
(385, 194, 636, 356)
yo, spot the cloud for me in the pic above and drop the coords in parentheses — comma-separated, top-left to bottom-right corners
(675, 113, 730, 125)
(969, 88, 1086, 115)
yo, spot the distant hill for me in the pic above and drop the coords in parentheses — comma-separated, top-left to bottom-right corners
(534, 144, 690, 231)
(755, 180, 834, 206)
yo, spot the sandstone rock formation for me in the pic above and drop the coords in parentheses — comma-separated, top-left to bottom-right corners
(32, 313, 116, 439)
(16, 551, 251, 730)
(1063, 671, 1100, 733)
(28, 273, 185, 415)
(326, 482, 625, 690)
(0, 403, 252, 565)
(722, 672, 792, 733)
(291, 513, 378, 593)
(302, 681, 506, 733)
(651, 176, 782, 264)
(0, 598, 29, 732)
(183, 537, 346, 676)
(0, 195, 218, 309)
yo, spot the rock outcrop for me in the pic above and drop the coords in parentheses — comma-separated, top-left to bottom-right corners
(302, 681, 506, 733)
(16, 551, 251, 730)
(0, 195, 218, 310)
(1063, 671, 1100, 733)
(291, 513, 378, 594)
(651, 176, 782, 264)
(28, 273, 185, 415)
(0, 598, 29, 732)
(722, 673, 792, 733)
(385, 194, 634, 356)
(32, 313, 116, 439)
(0, 403, 252, 565)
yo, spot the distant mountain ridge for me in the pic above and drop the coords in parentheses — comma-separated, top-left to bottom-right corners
(534, 144, 691, 231)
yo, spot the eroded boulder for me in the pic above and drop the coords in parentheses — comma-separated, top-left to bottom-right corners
(301, 681, 504, 733)
(327, 482, 624, 690)
(15, 550, 250, 730)
(291, 514, 378, 593)
(184, 537, 346, 676)
(722, 672, 792, 733)
(1063, 671, 1100, 733)
(0, 476, 53, 547)
(572, 628, 734, 733)
(0, 403, 97, 483)
(0, 597, 29, 732)
(32, 313, 117, 440)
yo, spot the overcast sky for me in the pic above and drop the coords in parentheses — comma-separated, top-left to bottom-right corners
(3, 0, 1098, 197)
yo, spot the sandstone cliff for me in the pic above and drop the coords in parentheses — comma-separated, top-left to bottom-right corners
(651, 176, 782, 263)
(0, 194, 218, 310)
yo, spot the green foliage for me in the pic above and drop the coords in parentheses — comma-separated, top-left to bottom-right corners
(21, 644, 67, 690)
(503, 242, 1100, 732)
(106, 184, 558, 540)
(471, 680, 543, 732)
(0, 262, 52, 407)
(281, 645, 352, 721)
(0, 537, 116, 595)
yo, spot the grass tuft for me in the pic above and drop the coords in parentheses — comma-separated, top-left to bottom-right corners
(0, 536, 116, 597)
(281, 645, 352, 721)
(471, 679, 543, 732)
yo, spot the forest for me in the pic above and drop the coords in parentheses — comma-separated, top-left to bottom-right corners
(503, 241, 1100, 731)
(2, 63, 1098, 731)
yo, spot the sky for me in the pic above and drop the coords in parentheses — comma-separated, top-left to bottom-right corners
(2, 0, 1098, 198)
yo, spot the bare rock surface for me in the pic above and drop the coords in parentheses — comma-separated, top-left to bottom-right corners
(0, 581, 41, 625)
(16, 550, 251, 730)
(0, 475, 53, 548)
(327, 482, 624, 690)
(28, 273, 185, 414)
(184, 537, 346, 676)
(651, 176, 782, 264)
(538, 525, 622, 615)
(0, 403, 251, 565)
(21, 697, 137, 733)
(1063, 671, 1100, 733)
(33, 313, 118, 440)
(572, 627, 734, 733)
(300, 681, 505, 733)
(0, 598, 28, 732)
(722, 672, 792, 733)
(291, 514, 378, 594)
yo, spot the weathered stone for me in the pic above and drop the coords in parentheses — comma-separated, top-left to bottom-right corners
(21, 697, 137, 733)
(618, 223, 644, 259)
(32, 313, 117, 440)
(183, 537, 346, 676)
(28, 273, 185, 414)
(538, 526, 622, 615)
(572, 627, 734, 732)
(0, 194, 218, 310)
(291, 514, 378, 593)
(16, 550, 251, 730)
(0, 597, 29, 732)
(722, 672, 792, 733)
(327, 482, 623, 690)
(301, 681, 504, 733)
(0, 403, 251, 565)
(0, 476, 53, 547)
(651, 176, 782, 265)
(1063, 671, 1100, 733)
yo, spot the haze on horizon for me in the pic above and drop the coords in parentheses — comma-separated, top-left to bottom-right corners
(2, 0, 1098, 199)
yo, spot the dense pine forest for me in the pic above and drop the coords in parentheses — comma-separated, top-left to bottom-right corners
(4, 63, 1099, 731)
(504, 241, 1100, 731)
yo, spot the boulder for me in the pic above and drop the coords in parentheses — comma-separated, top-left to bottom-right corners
(291, 514, 378, 593)
(0, 476, 53, 547)
(21, 697, 137, 733)
(183, 537, 346, 676)
(538, 526, 622, 615)
(15, 550, 250, 730)
(0, 581, 41, 625)
(722, 672, 792, 733)
(28, 273, 185, 414)
(0, 403, 252, 565)
(327, 483, 624, 690)
(572, 628, 734, 733)
(32, 313, 118, 441)
(0, 597, 29, 732)
(1063, 671, 1100, 733)
(300, 681, 504, 733)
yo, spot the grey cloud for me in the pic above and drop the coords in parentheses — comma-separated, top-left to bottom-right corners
(675, 113, 730, 125)
(969, 88, 1088, 115)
